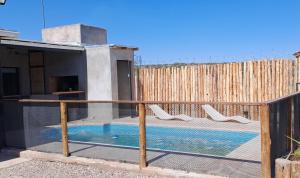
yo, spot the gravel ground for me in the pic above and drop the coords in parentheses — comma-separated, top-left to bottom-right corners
(0, 159, 172, 178)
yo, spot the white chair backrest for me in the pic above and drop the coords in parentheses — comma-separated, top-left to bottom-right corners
(149, 105, 172, 119)
(202, 104, 226, 120)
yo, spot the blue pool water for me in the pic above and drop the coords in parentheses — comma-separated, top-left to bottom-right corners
(44, 124, 258, 156)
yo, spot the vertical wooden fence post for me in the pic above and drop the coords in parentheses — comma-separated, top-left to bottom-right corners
(138, 103, 147, 169)
(260, 104, 271, 178)
(60, 102, 69, 157)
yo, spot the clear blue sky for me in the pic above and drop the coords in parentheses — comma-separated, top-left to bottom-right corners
(1, 0, 300, 64)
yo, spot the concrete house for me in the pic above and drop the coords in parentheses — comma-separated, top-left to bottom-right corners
(0, 24, 138, 149)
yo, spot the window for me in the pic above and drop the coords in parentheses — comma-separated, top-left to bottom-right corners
(1, 68, 20, 97)
(49, 76, 79, 92)
(29, 52, 45, 94)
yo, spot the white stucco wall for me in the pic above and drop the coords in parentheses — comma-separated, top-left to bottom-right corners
(85, 45, 115, 121)
(85, 46, 136, 120)
(85, 45, 112, 100)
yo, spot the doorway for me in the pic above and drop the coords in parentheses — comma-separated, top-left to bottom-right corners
(117, 60, 133, 117)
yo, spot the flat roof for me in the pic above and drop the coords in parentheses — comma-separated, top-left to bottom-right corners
(0, 38, 85, 52)
(109, 44, 138, 51)
(0, 38, 138, 52)
(43, 23, 107, 32)
(0, 29, 19, 39)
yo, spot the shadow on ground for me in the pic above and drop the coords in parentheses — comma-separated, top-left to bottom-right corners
(0, 148, 23, 162)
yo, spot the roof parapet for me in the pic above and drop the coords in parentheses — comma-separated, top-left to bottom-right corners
(109, 44, 138, 51)
(0, 29, 19, 39)
(42, 24, 107, 46)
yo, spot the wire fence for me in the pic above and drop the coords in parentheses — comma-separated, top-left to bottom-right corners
(18, 99, 263, 178)
(268, 93, 300, 177)
(143, 103, 261, 178)
(23, 102, 62, 154)
(10, 93, 299, 178)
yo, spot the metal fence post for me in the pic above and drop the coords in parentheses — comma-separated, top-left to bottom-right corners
(138, 103, 147, 169)
(287, 98, 293, 151)
(60, 102, 69, 157)
(260, 104, 271, 178)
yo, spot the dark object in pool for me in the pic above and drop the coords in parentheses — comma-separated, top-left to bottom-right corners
(103, 124, 111, 134)
(112, 135, 119, 139)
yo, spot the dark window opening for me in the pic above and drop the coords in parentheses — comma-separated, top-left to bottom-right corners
(49, 76, 79, 92)
(1, 68, 20, 97)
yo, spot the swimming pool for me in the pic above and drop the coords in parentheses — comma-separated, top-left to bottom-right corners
(44, 124, 258, 156)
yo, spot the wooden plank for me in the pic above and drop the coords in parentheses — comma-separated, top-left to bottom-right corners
(218, 64, 221, 102)
(139, 103, 147, 169)
(239, 62, 243, 103)
(271, 60, 278, 99)
(261, 61, 264, 101)
(227, 63, 230, 102)
(60, 102, 69, 157)
(144, 68, 148, 100)
(268, 60, 272, 100)
(146, 68, 149, 100)
(243, 62, 247, 102)
(260, 104, 271, 178)
(264, 61, 267, 100)
(266, 60, 271, 101)
(249, 61, 252, 103)
(284, 61, 288, 96)
(278, 60, 281, 98)
(257, 61, 261, 102)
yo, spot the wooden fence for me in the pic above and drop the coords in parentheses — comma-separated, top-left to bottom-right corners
(135, 59, 300, 120)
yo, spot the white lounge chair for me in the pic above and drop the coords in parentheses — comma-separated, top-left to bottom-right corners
(148, 105, 193, 121)
(201, 104, 251, 124)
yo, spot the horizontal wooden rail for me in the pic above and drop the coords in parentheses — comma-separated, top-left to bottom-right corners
(19, 99, 141, 104)
(18, 99, 264, 106)
(16, 91, 300, 106)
